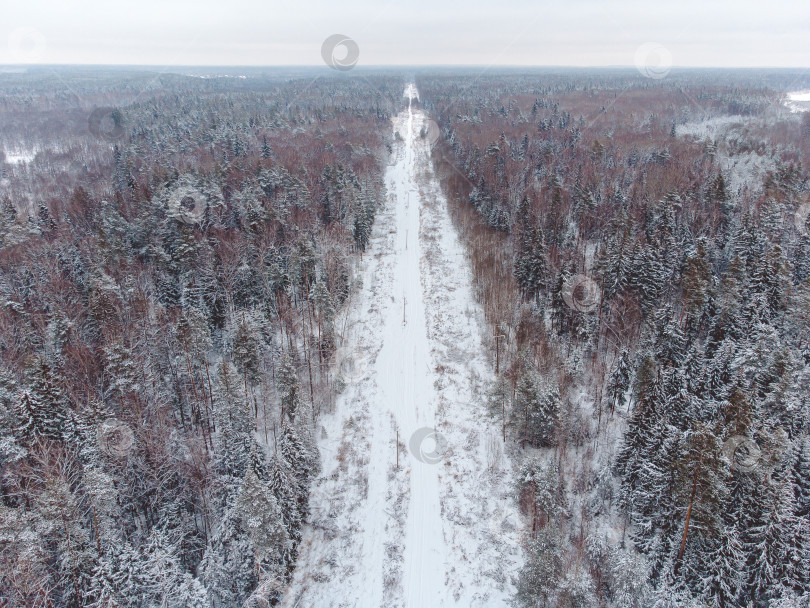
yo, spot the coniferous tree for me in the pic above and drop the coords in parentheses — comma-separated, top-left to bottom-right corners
(279, 423, 317, 521)
(235, 466, 289, 600)
(607, 350, 633, 413)
(267, 454, 303, 559)
(681, 242, 712, 321)
(514, 366, 560, 448)
(16, 357, 68, 442)
(743, 476, 800, 605)
(515, 526, 565, 608)
(793, 437, 810, 518)
(232, 314, 262, 385)
(276, 353, 301, 422)
(514, 197, 548, 301)
(213, 360, 253, 481)
(200, 500, 257, 607)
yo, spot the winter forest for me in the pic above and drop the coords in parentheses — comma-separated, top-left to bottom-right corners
(1, 65, 810, 608)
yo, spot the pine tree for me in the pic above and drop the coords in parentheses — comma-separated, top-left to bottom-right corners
(104, 340, 139, 399)
(142, 527, 190, 607)
(559, 567, 598, 608)
(87, 555, 120, 607)
(174, 574, 208, 608)
(311, 280, 336, 360)
(38, 475, 95, 606)
(322, 192, 333, 226)
(550, 269, 570, 333)
(82, 466, 122, 551)
(519, 458, 562, 531)
(607, 546, 651, 608)
(233, 261, 262, 309)
(673, 426, 727, 580)
(292, 239, 316, 291)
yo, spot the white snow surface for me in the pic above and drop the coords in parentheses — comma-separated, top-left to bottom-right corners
(2, 148, 37, 165)
(404, 83, 419, 102)
(675, 115, 756, 139)
(785, 90, 810, 113)
(788, 90, 810, 102)
(282, 86, 522, 608)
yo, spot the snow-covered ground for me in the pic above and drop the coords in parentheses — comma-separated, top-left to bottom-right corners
(2, 148, 37, 165)
(785, 90, 810, 113)
(675, 115, 756, 139)
(282, 85, 522, 607)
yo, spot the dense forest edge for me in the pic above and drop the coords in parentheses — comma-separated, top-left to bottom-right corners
(419, 71, 810, 607)
(0, 71, 403, 607)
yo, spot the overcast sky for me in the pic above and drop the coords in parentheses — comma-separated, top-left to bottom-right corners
(2, 0, 809, 67)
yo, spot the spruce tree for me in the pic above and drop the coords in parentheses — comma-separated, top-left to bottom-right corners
(267, 455, 303, 557)
(514, 526, 564, 608)
(16, 357, 68, 442)
(235, 467, 289, 580)
(514, 367, 560, 448)
(276, 353, 301, 422)
(279, 424, 318, 522)
(793, 437, 810, 518)
(200, 501, 257, 606)
(213, 361, 253, 480)
(513, 197, 547, 301)
(744, 477, 799, 605)
(607, 350, 633, 413)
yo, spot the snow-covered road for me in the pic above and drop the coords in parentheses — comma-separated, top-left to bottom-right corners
(282, 84, 521, 608)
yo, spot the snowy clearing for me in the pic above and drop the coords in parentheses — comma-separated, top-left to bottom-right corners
(784, 89, 810, 113)
(675, 115, 757, 139)
(2, 148, 37, 165)
(282, 85, 522, 608)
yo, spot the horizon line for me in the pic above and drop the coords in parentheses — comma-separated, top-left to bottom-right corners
(2, 64, 810, 71)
